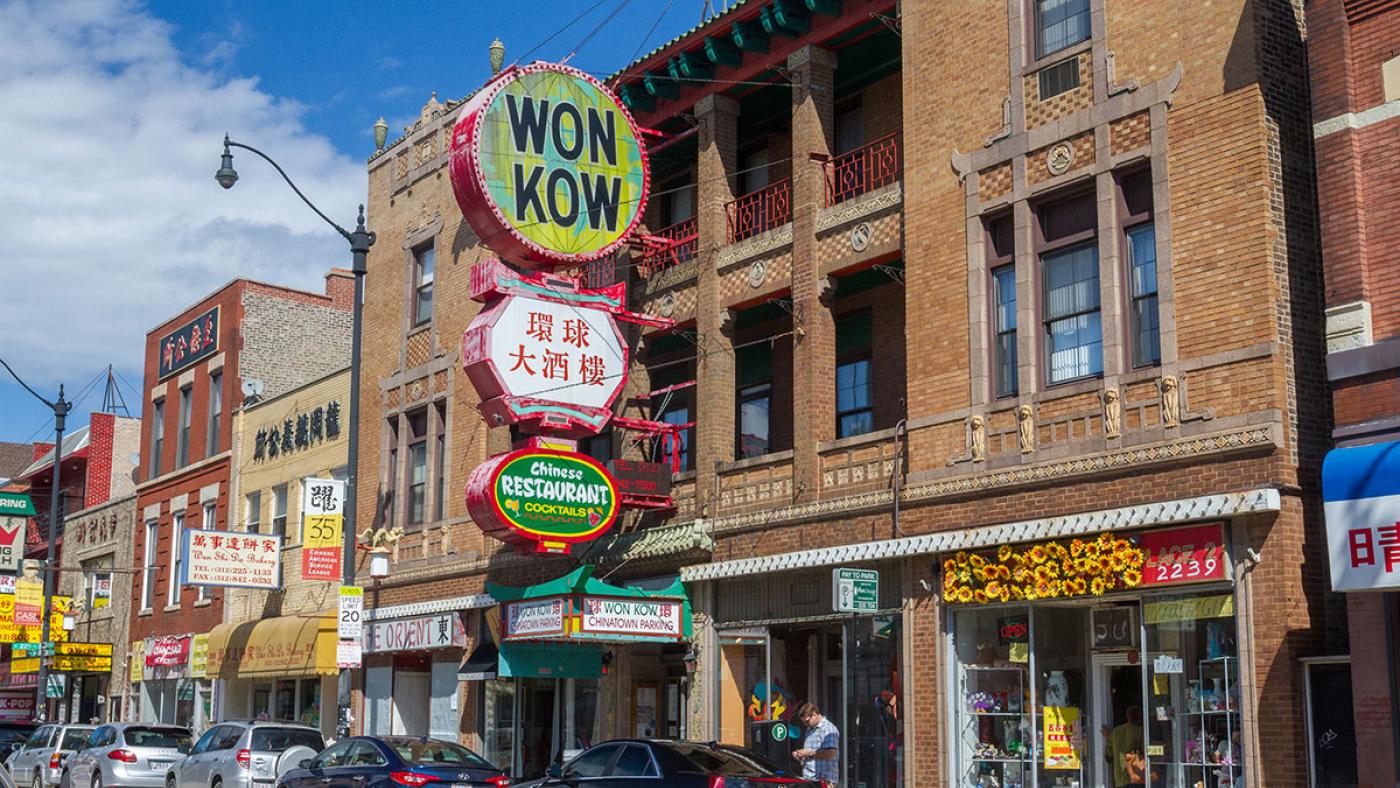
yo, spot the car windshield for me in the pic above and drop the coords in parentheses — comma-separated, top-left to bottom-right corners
(251, 728, 324, 753)
(60, 730, 95, 750)
(386, 740, 491, 769)
(0, 730, 31, 745)
(668, 744, 781, 777)
(123, 727, 192, 750)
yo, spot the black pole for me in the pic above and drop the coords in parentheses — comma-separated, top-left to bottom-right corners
(36, 386, 70, 721)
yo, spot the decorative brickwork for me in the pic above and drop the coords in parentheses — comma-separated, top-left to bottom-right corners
(1023, 52, 1094, 129)
(1109, 111, 1151, 155)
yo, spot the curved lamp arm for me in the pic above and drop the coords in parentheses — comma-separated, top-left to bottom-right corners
(223, 134, 352, 240)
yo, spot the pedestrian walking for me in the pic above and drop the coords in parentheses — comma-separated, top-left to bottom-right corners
(792, 701, 840, 788)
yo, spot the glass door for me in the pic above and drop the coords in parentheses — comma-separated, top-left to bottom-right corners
(1091, 653, 1143, 788)
(718, 628, 772, 751)
(516, 679, 558, 780)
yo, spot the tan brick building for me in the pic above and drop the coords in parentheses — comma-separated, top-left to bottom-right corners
(356, 2, 1330, 786)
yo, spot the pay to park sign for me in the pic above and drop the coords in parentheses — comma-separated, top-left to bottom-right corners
(466, 448, 619, 554)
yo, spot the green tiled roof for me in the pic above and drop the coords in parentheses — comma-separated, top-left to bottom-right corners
(590, 519, 713, 565)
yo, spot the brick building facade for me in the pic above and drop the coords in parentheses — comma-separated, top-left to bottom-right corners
(130, 273, 352, 725)
(1308, 0, 1400, 786)
(356, 2, 1331, 786)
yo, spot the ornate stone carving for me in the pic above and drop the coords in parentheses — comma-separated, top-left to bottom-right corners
(1046, 141, 1075, 175)
(850, 222, 872, 252)
(970, 415, 987, 462)
(1161, 376, 1181, 428)
(440, 523, 453, 557)
(716, 225, 793, 268)
(1103, 387, 1122, 439)
(747, 259, 768, 288)
(1018, 405, 1036, 454)
(815, 184, 903, 232)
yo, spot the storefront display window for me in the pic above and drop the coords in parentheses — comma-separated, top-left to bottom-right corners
(1143, 592, 1241, 787)
(483, 680, 515, 771)
(954, 607, 1033, 788)
(850, 615, 904, 788)
(277, 679, 297, 721)
(299, 679, 320, 727)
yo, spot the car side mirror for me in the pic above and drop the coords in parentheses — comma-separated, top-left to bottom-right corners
(545, 764, 562, 780)
(298, 758, 314, 769)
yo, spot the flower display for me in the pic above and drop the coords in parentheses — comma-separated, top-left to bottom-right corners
(942, 533, 1146, 603)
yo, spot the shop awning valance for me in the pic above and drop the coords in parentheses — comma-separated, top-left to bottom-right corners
(457, 641, 500, 681)
(487, 564, 691, 643)
(206, 612, 338, 680)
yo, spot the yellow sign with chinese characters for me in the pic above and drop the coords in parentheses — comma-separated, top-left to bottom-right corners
(302, 514, 343, 550)
(130, 641, 144, 683)
(1043, 706, 1081, 770)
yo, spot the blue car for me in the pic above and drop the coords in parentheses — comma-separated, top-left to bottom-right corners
(276, 737, 508, 788)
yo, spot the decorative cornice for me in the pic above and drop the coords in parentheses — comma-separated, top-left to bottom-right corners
(715, 225, 793, 269)
(815, 183, 904, 232)
(366, 593, 494, 620)
(643, 259, 700, 295)
(682, 488, 1281, 582)
(708, 424, 1277, 534)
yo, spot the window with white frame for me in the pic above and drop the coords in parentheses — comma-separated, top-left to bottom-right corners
(245, 490, 261, 533)
(272, 484, 288, 538)
(167, 512, 184, 607)
(141, 520, 159, 610)
(413, 245, 435, 327)
(1037, 192, 1102, 384)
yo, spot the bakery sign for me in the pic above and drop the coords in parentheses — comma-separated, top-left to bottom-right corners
(466, 448, 619, 554)
(158, 306, 220, 379)
(182, 530, 282, 589)
(449, 62, 649, 268)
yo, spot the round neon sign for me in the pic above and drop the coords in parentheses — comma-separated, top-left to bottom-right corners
(465, 448, 620, 554)
(450, 63, 650, 268)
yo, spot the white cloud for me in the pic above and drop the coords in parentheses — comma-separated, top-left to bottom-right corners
(0, 0, 364, 392)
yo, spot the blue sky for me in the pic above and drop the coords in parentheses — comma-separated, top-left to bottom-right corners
(0, 0, 701, 445)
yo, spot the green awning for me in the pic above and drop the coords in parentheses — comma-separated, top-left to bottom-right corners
(486, 564, 686, 603)
(488, 565, 693, 643)
(498, 643, 602, 679)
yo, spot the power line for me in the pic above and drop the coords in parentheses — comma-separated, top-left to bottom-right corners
(626, 0, 675, 67)
(514, 0, 612, 67)
(566, 0, 634, 63)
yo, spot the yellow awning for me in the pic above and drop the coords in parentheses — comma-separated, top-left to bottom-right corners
(206, 612, 338, 680)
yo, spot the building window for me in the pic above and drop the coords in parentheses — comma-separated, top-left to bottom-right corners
(987, 214, 1018, 398)
(993, 266, 1019, 397)
(413, 245, 435, 327)
(207, 371, 222, 455)
(141, 520, 159, 610)
(407, 409, 428, 526)
(1043, 244, 1102, 383)
(83, 558, 113, 612)
(1120, 169, 1160, 368)
(150, 400, 164, 478)
(386, 419, 399, 528)
(1037, 58, 1080, 100)
(199, 503, 215, 601)
(1037, 192, 1101, 385)
(331, 465, 349, 482)
(657, 406, 692, 471)
(245, 491, 261, 533)
(167, 512, 184, 607)
(434, 402, 447, 521)
(1035, 0, 1091, 58)
(835, 312, 874, 438)
(176, 385, 192, 467)
(735, 342, 772, 459)
(271, 484, 287, 538)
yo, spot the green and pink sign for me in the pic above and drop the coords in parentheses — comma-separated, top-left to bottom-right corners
(466, 448, 619, 554)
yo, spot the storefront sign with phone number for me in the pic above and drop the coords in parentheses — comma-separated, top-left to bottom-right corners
(1140, 523, 1228, 586)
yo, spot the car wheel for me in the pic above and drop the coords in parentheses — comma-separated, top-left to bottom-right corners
(92, 773, 102, 788)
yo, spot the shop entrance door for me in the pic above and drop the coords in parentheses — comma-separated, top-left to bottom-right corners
(518, 680, 558, 780)
(1092, 653, 1144, 788)
(393, 672, 430, 736)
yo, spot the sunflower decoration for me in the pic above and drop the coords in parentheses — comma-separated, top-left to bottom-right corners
(941, 531, 1147, 604)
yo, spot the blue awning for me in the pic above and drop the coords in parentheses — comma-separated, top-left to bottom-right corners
(1322, 440, 1400, 592)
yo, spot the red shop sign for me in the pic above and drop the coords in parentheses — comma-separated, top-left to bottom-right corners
(1140, 523, 1228, 586)
(145, 635, 191, 667)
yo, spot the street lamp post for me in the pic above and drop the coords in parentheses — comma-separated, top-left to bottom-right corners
(0, 365, 70, 720)
(216, 135, 373, 734)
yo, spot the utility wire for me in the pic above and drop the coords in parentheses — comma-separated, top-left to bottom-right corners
(625, 0, 675, 67)
(565, 0, 634, 64)
(0, 357, 54, 408)
(514, 0, 612, 67)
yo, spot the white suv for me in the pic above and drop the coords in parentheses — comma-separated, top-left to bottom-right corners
(168, 723, 324, 788)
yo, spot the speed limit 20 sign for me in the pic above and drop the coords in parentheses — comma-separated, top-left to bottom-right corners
(338, 586, 364, 640)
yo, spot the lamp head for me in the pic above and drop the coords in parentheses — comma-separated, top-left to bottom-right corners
(215, 135, 239, 189)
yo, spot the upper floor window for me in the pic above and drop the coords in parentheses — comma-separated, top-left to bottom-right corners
(1037, 192, 1101, 384)
(245, 491, 261, 533)
(1035, 0, 1091, 58)
(434, 402, 447, 522)
(835, 102, 864, 155)
(167, 512, 184, 607)
(141, 520, 159, 610)
(271, 484, 288, 537)
(735, 343, 773, 459)
(207, 371, 222, 455)
(835, 312, 874, 438)
(407, 408, 429, 526)
(149, 399, 164, 478)
(176, 385, 192, 467)
(739, 147, 770, 195)
(413, 245, 435, 327)
(1120, 170, 1160, 368)
(987, 215, 1018, 398)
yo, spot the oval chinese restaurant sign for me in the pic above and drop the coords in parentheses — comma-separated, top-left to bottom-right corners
(450, 62, 649, 268)
(466, 448, 619, 554)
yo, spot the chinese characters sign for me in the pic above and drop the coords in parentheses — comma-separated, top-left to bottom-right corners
(463, 281, 628, 435)
(182, 529, 282, 589)
(157, 306, 220, 379)
(466, 448, 619, 554)
(253, 401, 342, 462)
(364, 613, 466, 653)
(14, 562, 42, 626)
(502, 597, 568, 640)
(1323, 440, 1400, 591)
(578, 597, 683, 639)
(1042, 706, 1081, 770)
(449, 62, 649, 268)
(146, 635, 191, 668)
(301, 478, 345, 581)
(1140, 522, 1228, 586)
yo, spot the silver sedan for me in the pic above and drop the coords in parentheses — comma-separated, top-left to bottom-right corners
(63, 724, 192, 788)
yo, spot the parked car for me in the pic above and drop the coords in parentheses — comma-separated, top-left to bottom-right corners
(167, 721, 325, 788)
(0, 724, 41, 770)
(7, 725, 94, 788)
(276, 737, 507, 788)
(62, 724, 192, 788)
(533, 740, 818, 788)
